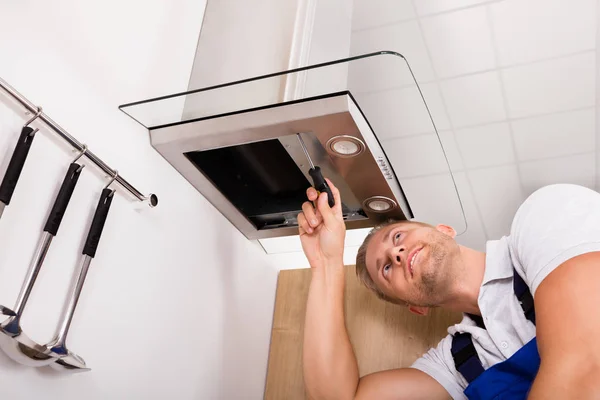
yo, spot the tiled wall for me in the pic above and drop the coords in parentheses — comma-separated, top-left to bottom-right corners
(351, 0, 598, 248)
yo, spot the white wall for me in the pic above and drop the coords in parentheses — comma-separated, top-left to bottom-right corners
(0, 1, 278, 399)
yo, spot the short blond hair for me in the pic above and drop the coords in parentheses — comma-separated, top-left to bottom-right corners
(355, 219, 432, 305)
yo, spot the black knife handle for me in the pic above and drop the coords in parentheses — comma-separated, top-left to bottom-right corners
(83, 188, 114, 258)
(0, 126, 36, 205)
(309, 166, 335, 208)
(0, 305, 16, 317)
(44, 163, 83, 236)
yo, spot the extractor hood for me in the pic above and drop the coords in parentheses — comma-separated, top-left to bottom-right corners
(120, 52, 465, 240)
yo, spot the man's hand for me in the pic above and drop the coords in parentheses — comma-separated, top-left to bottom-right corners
(297, 178, 345, 269)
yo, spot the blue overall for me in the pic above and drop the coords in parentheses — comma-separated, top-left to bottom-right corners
(464, 338, 540, 399)
(451, 268, 540, 400)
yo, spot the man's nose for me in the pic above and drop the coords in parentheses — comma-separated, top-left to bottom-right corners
(387, 245, 405, 266)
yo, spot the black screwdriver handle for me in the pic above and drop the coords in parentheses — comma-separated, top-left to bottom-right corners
(309, 166, 335, 208)
(0, 126, 37, 206)
(83, 188, 114, 258)
(44, 162, 83, 236)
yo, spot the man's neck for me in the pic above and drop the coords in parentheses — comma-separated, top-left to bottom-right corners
(441, 245, 487, 315)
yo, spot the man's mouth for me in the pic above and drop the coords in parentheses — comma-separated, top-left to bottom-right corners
(408, 247, 423, 277)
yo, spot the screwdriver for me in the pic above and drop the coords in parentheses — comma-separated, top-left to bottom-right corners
(296, 133, 335, 208)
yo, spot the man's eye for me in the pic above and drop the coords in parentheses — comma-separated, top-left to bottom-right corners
(383, 264, 391, 276)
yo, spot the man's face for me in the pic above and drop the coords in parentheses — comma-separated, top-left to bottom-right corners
(365, 222, 461, 307)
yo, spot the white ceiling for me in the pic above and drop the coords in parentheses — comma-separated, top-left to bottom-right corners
(263, 0, 598, 266)
(350, 0, 598, 246)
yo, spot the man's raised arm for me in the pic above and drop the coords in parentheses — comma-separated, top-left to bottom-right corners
(298, 180, 450, 400)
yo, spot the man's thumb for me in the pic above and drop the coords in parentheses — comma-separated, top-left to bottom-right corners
(317, 192, 334, 222)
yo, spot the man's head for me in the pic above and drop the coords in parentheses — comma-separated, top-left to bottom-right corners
(355, 219, 462, 314)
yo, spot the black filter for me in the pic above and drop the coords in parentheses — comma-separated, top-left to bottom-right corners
(186, 140, 311, 227)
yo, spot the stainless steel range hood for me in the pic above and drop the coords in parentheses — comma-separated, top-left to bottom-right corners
(120, 52, 466, 240)
(150, 92, 411, 239)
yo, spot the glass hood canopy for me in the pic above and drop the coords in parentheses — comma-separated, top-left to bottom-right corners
(120, 52, 467, 241)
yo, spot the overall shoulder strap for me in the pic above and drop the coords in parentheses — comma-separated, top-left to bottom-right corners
(512, 267, 536, 325)
(451, 267, 537, 384)
(451, 332, 485, 384)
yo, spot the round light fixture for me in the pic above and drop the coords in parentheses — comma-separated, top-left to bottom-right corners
(326, 135, 365, 158)
(363, 196, 397, 213)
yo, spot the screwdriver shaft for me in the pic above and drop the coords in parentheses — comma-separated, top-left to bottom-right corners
(296, 134, 315, 169)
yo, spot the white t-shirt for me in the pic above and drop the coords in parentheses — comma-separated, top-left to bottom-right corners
(411, 184, 600, 399)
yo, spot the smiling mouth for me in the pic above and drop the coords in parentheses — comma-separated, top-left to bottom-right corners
(408, 247, 423, 277)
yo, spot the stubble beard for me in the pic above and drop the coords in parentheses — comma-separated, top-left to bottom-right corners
(414, 232, 460, 307)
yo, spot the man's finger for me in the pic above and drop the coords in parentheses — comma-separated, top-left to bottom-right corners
(325, 178, 343, 216)
(306, 186, 318, 202)
(316, 192, 337, 225)
(302, 201, 321, 228)
(297, 212, 313, 234)
(314, 206, 323, 223)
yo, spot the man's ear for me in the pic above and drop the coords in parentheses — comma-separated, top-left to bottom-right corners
(436, 224, 456, 238)
(408, 305, 430, 316)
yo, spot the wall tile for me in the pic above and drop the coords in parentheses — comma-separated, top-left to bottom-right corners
(490, 0, 596, 66)
(468, 165, 524, 238)
(421, 6, 496, 78)
(502, 52, 595, 118)
(511, 108, 595, 161)
(352, 0, 416, 31)
(440, 71, 506, 128)
(455, 122, 516, 168)
(519, 153, 596, 196)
